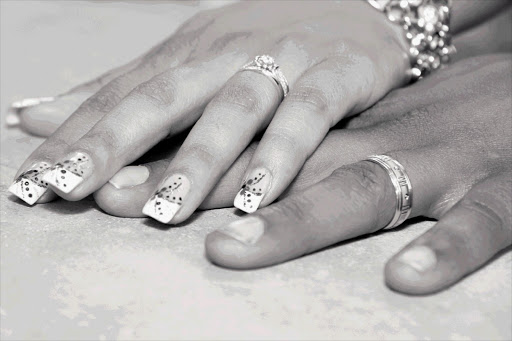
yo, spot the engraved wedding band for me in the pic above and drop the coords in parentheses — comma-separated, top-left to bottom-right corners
(366, 155, 413, 229)
(242, 55, 289, 98)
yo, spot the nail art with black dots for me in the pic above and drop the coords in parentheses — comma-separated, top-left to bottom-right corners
(142, 174, 190, 224)
(43, 152, 91, 193)
(9, 162, 51, 205)
(234, 168, 271, 213)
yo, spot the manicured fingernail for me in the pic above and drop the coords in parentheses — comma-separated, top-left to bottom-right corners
(42, 152, 92, 193)
(142, 174, 190, 224)
(398, 246, 437, 272)
(8, 162, 51, 205)
(220, 216, 265, 245)
(234, 168, 272, 213)
(109, 166, 150, 189)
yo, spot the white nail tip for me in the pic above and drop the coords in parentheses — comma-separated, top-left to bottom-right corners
(43, 153, 89, 193)
(9, 163, 51, 205)
(221, 217, 265, 245)
(234, 168, 271, 213)
(43, 167, 83, 194)
(143, 174, 190, 224)
(398, 246, 437, 272)
(142, 197, 180, 224)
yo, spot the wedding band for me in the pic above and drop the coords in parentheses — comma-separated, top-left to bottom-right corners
(366, 155, 413, 229)
(242, 55, 289, 98)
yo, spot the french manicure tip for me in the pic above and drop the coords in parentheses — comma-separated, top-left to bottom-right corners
(142, 197, 179, 224)
(234, 195, 258, 214)
(143, 174, 190, 224)
(44, 153, 90, 193)
(233, 168, 272, 214)
(8, 181, 42, 205)
(42, 166, 83, 194)
(9, 163, 51, 205)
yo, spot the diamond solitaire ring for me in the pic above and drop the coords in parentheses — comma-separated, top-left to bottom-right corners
(241, 55, 289, 98)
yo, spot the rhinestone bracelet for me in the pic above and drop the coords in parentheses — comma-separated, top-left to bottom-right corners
(367, 0, 456, 82)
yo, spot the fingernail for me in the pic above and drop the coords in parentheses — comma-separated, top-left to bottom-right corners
(398, 246, 437, 272)
(234, 168, 272, 213)
(42, 152, 92, 193)
(109, 166, 150, 189)
(8, 162, 52, 205)
(142, 174, 190, 224)
(220, 216, 265, 245)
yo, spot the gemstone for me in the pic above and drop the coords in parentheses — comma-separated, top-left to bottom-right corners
(387, 5, 406, 22)
(255, 55, 277, 71)
(431, 55, 441, 69)
(407, 0, 422, 6)
(419, 5, 439, 25)
(429, 36, 439, 50)
(411, 33, 425, 47)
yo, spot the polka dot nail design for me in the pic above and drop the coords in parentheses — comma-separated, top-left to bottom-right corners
(142, 174, 190, 224)
(43, 152, 90, 193)
(234, 168, 271, 213)
(8, 162, 51, 205)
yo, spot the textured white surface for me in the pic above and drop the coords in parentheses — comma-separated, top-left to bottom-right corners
(1, 1, 511, 340)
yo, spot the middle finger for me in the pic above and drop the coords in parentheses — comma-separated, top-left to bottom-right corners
(142, 51, 310, 224)
(43, 53, 248, 200)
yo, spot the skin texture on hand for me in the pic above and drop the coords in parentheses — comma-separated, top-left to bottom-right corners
(10, 0, 411, 220)
(7, 1, 512, 296)
(201, 54, 511, 295)
(10, 1, 511, 222)
(90, 54, 511, 295)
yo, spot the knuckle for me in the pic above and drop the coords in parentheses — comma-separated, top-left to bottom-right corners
(286, 84, 330, 114)
(181, 143, 217, 169)
(263, 130, 307, 161)
(208, 31, 253, 53)
(275, 32, 307, 46)
(133, 72, 179, 108)
(84, 128, 122, 153)
(211, 80, 266, 116)
(331, 162, 384, 198)
(84, 80, 125, 113)
(268, 196, 310, 223)
(461, 198, 505, 229)
(330, 162, 386, 215)
(461, 176, 512, 233)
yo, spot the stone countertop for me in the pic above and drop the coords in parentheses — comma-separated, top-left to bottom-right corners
(1, 1, 510, 340)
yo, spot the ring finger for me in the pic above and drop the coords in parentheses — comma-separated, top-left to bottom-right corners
(233, 43, 408, 213)
(142, 51, 311, 224)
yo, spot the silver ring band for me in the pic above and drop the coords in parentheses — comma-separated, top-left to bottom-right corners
(241, 55, 289, 98)
(366, 155, 413, 229)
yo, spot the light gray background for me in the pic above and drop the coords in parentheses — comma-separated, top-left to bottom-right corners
(1, 1, 511, 340)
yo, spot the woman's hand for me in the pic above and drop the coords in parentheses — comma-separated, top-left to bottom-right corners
(10, 1, 412, 218)
(200, 54, 512, 295)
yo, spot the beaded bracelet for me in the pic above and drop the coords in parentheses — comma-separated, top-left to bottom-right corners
(367, 0, 456, 81)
